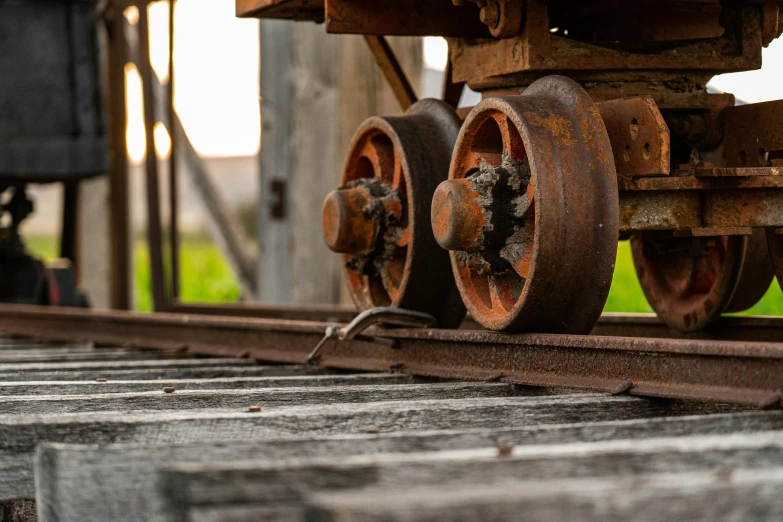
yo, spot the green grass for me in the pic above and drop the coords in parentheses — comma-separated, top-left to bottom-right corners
(23, 235, 783, 315)
(25, 235, 241, 312)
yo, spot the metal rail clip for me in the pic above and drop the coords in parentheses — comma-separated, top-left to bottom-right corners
(307, 307, 437, 364)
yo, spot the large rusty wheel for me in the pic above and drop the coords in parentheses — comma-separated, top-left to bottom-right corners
(431, 76, 618, 333)
(631, 228, 773, 331)
(321, 99, 466, 328)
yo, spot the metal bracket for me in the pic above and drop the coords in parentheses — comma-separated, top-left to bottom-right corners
(307, 307, 437, 363)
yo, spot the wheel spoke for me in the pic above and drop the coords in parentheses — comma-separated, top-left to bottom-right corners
(497, 115, 525, 160)
(488, 280, 508, 312)
(370, 137, 396, 185)
(511, 252, 532, 280)
(461, 150, 503, 172)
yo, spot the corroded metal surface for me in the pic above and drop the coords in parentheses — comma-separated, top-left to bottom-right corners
(435, 76, 618, 333)
(596, 96, 670, 177)
(323, 100, 466, 328)
(1, 304, 783, 406)
(630, 229, 772, 332)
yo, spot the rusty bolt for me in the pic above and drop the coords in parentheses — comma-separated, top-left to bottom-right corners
(431, 179, 485, 251)
(322, 188, 378, 254)
(479, 2, 500, 28)
(163, 387, 175, 393)
(248, 405, 262, 413)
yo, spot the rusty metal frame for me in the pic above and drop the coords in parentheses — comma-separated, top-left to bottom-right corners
(0, 304, 782, 407)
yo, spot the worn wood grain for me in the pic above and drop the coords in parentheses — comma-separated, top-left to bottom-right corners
(0, 394, 730, 500)
(0, 382, 520, 415)
(0, 351, 160, 363)
(304, 468, 783, 522)
(0, 373, 414, 396)
(0, 358, 258, 373)
(0, 364, 328, 382)
(35, 411, 783, 522)
(156, 430, 783, 521)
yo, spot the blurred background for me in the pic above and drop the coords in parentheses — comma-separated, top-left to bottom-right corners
(18, 0, 783, 314)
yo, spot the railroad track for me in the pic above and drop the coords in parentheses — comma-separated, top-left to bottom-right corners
(0, 304, 782, 521)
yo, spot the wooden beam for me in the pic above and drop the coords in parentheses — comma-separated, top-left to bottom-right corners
(363, 35, 417, 112)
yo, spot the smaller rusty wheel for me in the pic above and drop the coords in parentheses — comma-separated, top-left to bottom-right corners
(431, 76, 619, 333)
(322, 99, 466, 328)
(631, 228, 773, 331)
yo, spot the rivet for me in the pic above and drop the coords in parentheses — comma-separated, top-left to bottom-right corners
(95, 378, 107, 383)
(611, 380, 633, 395)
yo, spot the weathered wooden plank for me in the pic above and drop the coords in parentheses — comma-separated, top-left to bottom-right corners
(0, 347, 135, 357)
(0, 394, 737, 500)
(0, 350, 160, 363)
(0, 343, 89, 352)
(303, 469, 783, 522)
(36, 410, 783, 522)
(0, 358, 257, 373)
(156, 431, 783, 521)
(0, 364, 328, 382)
(0, 373, 414, 396)
(0, 382, 520, 415)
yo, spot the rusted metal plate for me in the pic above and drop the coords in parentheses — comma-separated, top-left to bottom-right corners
(619, 171, 783, 191)
(1, 305, 782, 406)
(692, 167, 783, 177)
(619, 188, 783, 230)
(236, 0, 324, 21)
(596, 97, 669, 177)
(704, 189, 783, 228)
(451, 2, 762, 89)
(723, 100, 783, 168)
(619, 192, 701, 231)
(325, 0, 490, 37)
(165, 302, 356, 323)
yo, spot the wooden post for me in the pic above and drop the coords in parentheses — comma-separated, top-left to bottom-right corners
(256, 30, 422, 305)
(256, 20, 293, 303)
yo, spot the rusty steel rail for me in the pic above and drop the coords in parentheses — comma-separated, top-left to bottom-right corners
(0, 305, 782, 407)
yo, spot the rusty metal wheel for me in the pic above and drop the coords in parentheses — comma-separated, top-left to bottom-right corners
(725, 229, 774, 313)
(321, 99, 466, 328)
(631, 229, 773, 331)
(431, 76, 618, 333)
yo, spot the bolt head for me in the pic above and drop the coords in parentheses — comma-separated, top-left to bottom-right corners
(479, 2, 500, 28)
(322, 188, 378, 254)
(431, 179, 485, 252)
